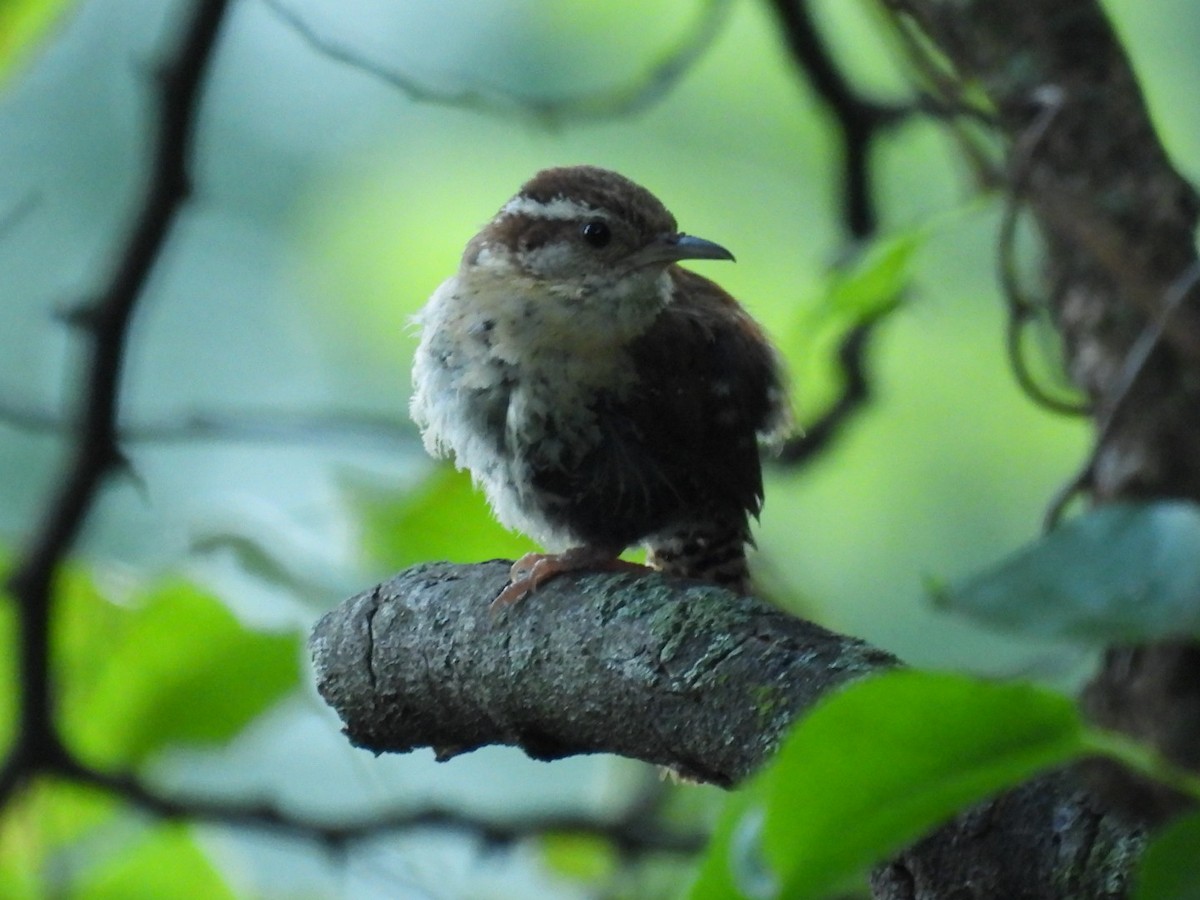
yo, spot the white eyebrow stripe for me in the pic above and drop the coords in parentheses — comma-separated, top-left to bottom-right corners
(499, 195, 602, 221)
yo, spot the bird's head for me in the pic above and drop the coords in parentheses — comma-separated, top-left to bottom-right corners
(461, 166, 734, 304)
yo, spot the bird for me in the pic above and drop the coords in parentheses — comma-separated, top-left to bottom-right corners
(410, 165, 789, 609)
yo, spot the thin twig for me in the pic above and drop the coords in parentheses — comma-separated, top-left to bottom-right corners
(1, 0, 232, 806)
(55, 755, 704, 858)
(889, 16, 1003, 191)
(1096, 261, 1200, 440)
(764, 0, 913, 468)
(777, 316, 879, 465)
(997, 85, 1090, 418)
(262, 0, 732, 126)
(0, 399, 413, 447)
(1044, 261, 1200, 529)
(764, 0, 911, 238)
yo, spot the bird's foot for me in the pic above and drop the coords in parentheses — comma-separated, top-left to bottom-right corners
(490, 547, 652, 611)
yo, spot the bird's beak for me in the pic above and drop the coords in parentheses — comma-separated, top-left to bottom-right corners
(633, 233, 736, 267)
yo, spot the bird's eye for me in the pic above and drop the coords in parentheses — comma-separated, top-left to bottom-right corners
(580, 220, 612, 248)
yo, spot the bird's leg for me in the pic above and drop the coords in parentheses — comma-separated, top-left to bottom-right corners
(490, 546, 653, 611)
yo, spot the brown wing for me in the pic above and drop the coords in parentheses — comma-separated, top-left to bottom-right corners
(528, 267, 786, 549)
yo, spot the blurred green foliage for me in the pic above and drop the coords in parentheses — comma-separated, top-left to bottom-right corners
(0, 782, 233, 899)
(690, 672, 1087, 898)
(539, 832, 620, 884)
(943, 502, 1200, 642)
(53, 569, 302, 768)
(0, 553, 300, 895)
(0, 0, 74, 83)
(1, 0, 1200, 897)
(0, 782, 118, 898)
(75, 821, 237, 900)
(1135, 811, 1200, 900)
(349, 466, 533, 570)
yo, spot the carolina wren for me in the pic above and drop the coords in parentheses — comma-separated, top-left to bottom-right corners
(410, 166, 788, 608)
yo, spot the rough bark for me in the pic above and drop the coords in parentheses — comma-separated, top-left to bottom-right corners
(310, 560, 896, 786)
(888, 0, 1200, 829)
(872, 774, 1144, 900)
(312, 562, 1143, 899)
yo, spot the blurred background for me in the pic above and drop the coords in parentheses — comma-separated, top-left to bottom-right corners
(0, 0, 1196, 896)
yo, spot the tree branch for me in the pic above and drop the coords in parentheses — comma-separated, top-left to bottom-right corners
(312, 562, 1143, 898)
(0, 397, 412, 447)
(885, 0, 1200, 836)
(1, 0, 232, 806)
(763, 0, 910, 468)
(54, 754, 703, 858)
(763, 0, 909, 238)
(310, 561, 897, 786)
(886, 0, 1200, 379)
(872, 774, 1142, 900)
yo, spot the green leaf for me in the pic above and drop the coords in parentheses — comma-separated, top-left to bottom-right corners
(1084, 729, 1200, 804)
(1135, 810, 1200, 900)
(0, 581, 15, 757)
(348, 466, 534, 569)
(0, 781, 120, 898)
(786, 229, 918, 424)
(540, 832, 618, 883)
(0, 0, 75, 83)
(940, 501, 1200, 642)
(824, 231, 919, 321)
(690, 672, 1085, 899)
(76, 823, 236, 900)
(689, 788, 775, 900)
(57, 574, 302, 767)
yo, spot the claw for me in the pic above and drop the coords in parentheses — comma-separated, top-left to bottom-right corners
(489, 547, 652, 612)
(490, 553, 550, 610)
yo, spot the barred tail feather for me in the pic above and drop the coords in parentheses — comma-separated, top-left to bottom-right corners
(645, 522, 753, 594)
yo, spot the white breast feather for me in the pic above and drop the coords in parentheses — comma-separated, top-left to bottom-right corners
(411, 274, 658, 549)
